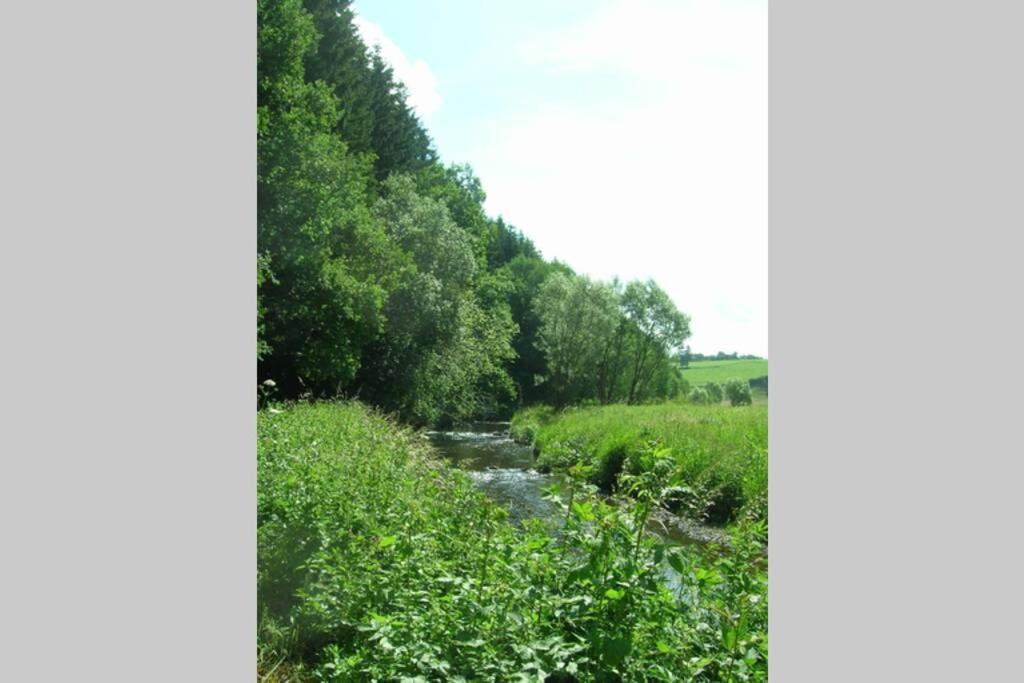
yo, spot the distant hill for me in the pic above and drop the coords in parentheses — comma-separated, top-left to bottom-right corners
(681, 359, 768, 385)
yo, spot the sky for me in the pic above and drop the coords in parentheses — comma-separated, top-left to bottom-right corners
(352, 0, 766, 357)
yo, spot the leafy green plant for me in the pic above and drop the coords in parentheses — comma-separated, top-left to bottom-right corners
(509, 404, 556, 444)
(704, 381, 724, 403)
(522, 401, 767, 524)
(258, 379, 277, 410)
(688, 386, 712, 405)
(724, 379, 753, 406)
(259, 402, 767, 681)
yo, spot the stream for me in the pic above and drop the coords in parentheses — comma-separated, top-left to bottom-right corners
(425, 422, 727, 548)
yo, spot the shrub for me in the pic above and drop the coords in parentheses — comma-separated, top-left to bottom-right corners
(703, 381, 724, 403)
(725, 378, 753, 406)
(687, 386, 712, 404)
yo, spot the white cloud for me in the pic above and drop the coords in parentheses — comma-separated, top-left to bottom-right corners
(475, 0, 767, 355)
(353, 16, 442, 118)
(521, 0, 764, 79)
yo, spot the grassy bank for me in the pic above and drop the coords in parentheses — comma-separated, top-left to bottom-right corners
(259, 402, 766, 681)
(511, 403, 768, 524)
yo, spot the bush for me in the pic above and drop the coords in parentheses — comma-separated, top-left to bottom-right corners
(687, 386, 712, 404)
(725, 378, 753, 406)
(703, 381, 723, 403)
(748, 375, 768, 393)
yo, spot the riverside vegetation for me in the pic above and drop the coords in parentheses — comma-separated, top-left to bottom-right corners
(259, 403, 767, 681)
(257, 1, 768, 679)
(510, 403, 767, 525)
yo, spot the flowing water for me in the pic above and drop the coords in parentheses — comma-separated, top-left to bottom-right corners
(425, 422, 727, 548)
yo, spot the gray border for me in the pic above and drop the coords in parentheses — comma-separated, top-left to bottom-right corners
(0, 2, 254, 680)
(771, 1, 1022, 680)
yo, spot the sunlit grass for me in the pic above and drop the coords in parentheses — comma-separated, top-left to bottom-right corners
(512, 402, 768, 523)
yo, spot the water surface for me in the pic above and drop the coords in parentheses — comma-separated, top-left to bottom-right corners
(426, 422, 726, 548)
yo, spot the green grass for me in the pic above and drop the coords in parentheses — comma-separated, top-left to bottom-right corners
(259, 401, 767, 681)
(512, 402, 768, 524)
(681, 359, 768, 385)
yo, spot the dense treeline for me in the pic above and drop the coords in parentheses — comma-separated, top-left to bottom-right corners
(258, 0, 691, 424)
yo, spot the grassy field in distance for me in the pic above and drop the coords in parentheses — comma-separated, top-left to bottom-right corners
(682, 359, 768, 385)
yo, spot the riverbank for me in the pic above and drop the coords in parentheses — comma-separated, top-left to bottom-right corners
(511, 402, 768, 524)
(259, 401, 767, 681)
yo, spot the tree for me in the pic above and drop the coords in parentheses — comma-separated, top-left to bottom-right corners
(302, 0, 436, 181)
(499, 255, 568, 405)
(257, 0, 393, 396)
(534, 272, 619, 408)
(365, 48, 437, 180)
(621, 280, 692, 403)
(355, 174, 516, 424)
(414, 163, 492, 267)
(301, 0, 375, 153)
(256, 0, 695, 422)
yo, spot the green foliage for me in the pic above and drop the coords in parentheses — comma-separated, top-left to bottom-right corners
(688, 387, 712, 405)
(621, 280, 692, 404)
(517, 402, 768, 524)
(258, 1, 521, 422)
(353, 174, 517, 425)
(257, 0, 697, 422)
(509, 404, 558, 445)
(301, 0, 436, 180)
(534, 272, 620, 408)
(500, 256, 571, 405)
(256, 4, 768, 678)
(256, 253, 275, 362)
(258, 0, 393, 395)
(725, 379, 753, 407)
(704, 381, 724, 404)
(530, 273, 693, 409)
(259, 402, 767, 681)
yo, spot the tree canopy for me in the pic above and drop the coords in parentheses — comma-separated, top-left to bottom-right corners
(257, 0, 693, 423)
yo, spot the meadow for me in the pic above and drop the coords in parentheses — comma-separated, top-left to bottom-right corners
(511, 402, 768, 525)
(680, 360, 768, 386)
(258, 402, 767, 681)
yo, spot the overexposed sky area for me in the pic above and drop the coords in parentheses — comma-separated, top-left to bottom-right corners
(354, 0, 766, 357)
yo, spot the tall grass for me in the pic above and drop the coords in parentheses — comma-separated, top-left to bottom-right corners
(511, 402, 768, 524)
(259, 402, 767, 681)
